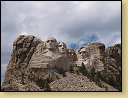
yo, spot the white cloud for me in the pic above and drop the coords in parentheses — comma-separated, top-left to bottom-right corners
(20, 32, 29, 35)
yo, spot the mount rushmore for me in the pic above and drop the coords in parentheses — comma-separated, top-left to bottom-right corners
(1, 35, 121, 91)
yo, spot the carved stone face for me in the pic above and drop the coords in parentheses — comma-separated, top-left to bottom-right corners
(45, 37, 57, 50)
(58, 42, 67, 54)
(78, 47, 89, 61)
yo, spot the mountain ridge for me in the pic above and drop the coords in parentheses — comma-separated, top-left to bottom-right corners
(1, 35, 121, 91)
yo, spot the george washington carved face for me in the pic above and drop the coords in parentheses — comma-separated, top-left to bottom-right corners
(45, 37, 58, 50)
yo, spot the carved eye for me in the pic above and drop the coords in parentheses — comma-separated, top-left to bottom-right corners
(79, 52, 82, 54)
(51, 40, 54, 42)
(59, 45, 62, 47)
(83, 51, 86, 53)
(47, 40, 54, 43)
(47, 40, 50, 43)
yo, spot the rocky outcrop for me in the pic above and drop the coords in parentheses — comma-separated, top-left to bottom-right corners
(75, 43, 105, 72)
(105, 44, 121, 70)
(27, 41, 71, 83)
(2, 35, 70, 91)
(2, 35, 42, 91)
(2, 81, 40, 91)
(101, 44, 121, 90)
(88, 42, 105, 60)
(49, 73, 118, 91)
(28, 42, 70, 70)
(1, 35, 121, 91)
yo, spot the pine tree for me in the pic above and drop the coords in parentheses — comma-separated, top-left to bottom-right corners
(89, 67, 96, 81)
(79, 62, 88, 76)
(94, 73, 102, 87)
(90, 67, 95, 76)
(21, 72, 25, 84)
(94, 74, 100, 83)
(97, 72, 103, 81)
(44, 79, 51, 91)
(70, 66, 74, 73)
(58, 68, 66, 77)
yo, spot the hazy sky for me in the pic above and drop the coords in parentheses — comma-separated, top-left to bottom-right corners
(1, 1, 121, 83)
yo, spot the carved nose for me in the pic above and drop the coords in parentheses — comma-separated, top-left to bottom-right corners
(49, 43, 52, 45)
(81, 54, 84, 57)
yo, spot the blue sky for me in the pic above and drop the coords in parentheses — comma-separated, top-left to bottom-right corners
(1, 1, 121, 83)
(68, 33, 99, 50)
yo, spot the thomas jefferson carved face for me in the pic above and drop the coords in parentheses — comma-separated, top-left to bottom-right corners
(45, 37, 58, 50)
(58, 42, 67, 54)
(77, 47, 89, 61)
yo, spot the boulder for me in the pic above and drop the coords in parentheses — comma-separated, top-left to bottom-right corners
(49, 73, 118, 91)
(2, 35, 42, 91)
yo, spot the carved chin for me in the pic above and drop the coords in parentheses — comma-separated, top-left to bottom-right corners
(60, 50, 67, 54)
(47, 47, 52, 49)
(79, 56, 87, 61)
(59, 50, 64, 52)
(80, 56, 85, 59)
(79, 58, 86, 61)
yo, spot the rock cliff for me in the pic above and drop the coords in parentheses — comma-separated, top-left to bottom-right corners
(1, 35, 121, 91)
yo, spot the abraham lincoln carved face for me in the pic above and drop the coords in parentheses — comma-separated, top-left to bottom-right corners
(77, 47, 89, 61)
